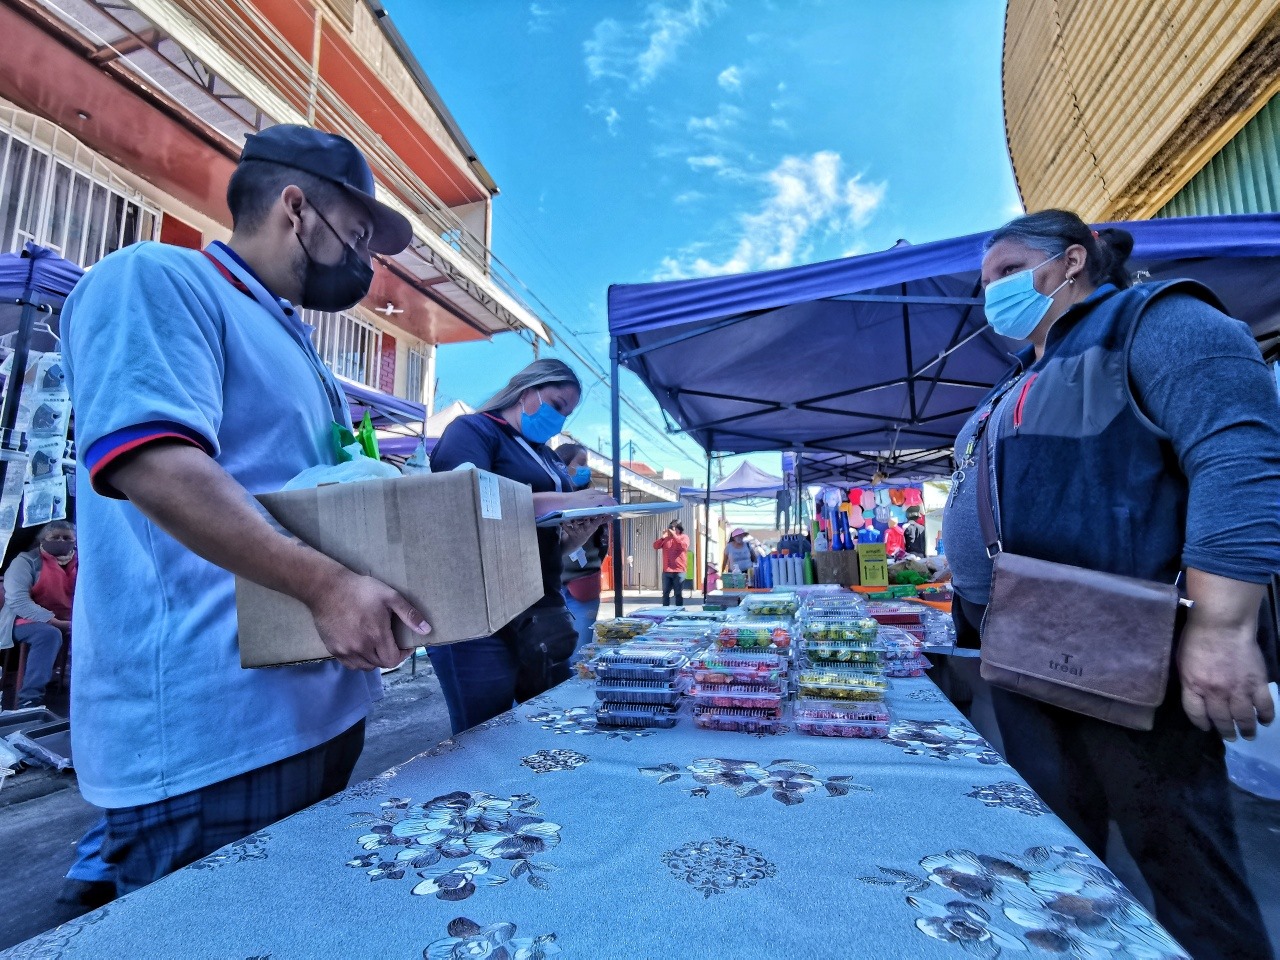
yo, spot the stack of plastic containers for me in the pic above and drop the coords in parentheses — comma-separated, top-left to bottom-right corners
(594, 644, 689, 729)
(793, 602, 890, 738)
(572, 617, 654, 680)
(863, 600, 927, 643)
(878, 623, 930, 678)
(687, 596, 795, 734)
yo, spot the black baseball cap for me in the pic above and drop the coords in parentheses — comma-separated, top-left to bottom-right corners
(240, 125, 413, 255)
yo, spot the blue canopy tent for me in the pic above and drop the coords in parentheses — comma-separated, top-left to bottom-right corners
(605, 213, 1280, 613)
(677, 460, 784, 503)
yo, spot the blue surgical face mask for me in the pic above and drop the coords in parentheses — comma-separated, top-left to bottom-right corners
(520, 390, 566, 444)
(984, 252, 1070, 340)
(572, 466, 592, 488)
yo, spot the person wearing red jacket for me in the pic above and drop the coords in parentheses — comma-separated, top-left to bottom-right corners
(653, 521, 690, 607)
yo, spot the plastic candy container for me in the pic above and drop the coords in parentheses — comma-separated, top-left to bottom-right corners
(662, 610, 727, 624)
(688, 684, 785, 713)
(594, 676, 689, 706)
(629, 607, 680, 623)
(740, 592, 800, 618)
(594, 648, 688, 682)
(800, 595, 867, 616)
(796, 670, 889, 702)
(883, 656, 928, 678)
(593, 618, 655, 643)
(799, 616, 878, 643)
(715, 621, 793, 651)
(797, 639, 884, 666)
(794, 701, 891, 738)
(863, 601, 924, 626)
(876, 625, 923, 659)
(595, 703, 680, 729)
(688, 652, 787, 686)
(692, 704, 787, 734)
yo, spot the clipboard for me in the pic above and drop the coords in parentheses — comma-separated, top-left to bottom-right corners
(535, 500, 682, 528)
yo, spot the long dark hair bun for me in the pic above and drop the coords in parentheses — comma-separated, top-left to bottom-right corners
(986, 209, 1135, 289)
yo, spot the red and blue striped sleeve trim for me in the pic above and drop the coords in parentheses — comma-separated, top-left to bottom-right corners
(85, 421, 215, 498)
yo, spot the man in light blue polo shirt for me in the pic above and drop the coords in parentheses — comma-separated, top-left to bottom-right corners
(63, 125, 431, 895)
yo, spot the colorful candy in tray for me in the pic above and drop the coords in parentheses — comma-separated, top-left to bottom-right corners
(876, 624, 923, 658)
(594, 676, 689, 706)
(863, 601, 925, 626)
(595, 702, 681, 729)
(688, 683, 786, 712)
(692, 704, 787, 734)
(796, 669, 889, 702)
(794, 701, 890, 739)
(883, 656, 929, 678)
(798, 616, 879, 643)
(797, 639, 884, 666)
(740, 592, 800, 618)
(593, 618, 654, 643)
(687, 651, 787, 686)
(715, 620, 793, 651)
(662, 610, 727, 624)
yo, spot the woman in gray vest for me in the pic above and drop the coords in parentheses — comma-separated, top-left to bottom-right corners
(945, 209, 1279, 960)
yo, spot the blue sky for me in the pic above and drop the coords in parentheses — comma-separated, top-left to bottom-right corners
(385, 0, 1021, 489)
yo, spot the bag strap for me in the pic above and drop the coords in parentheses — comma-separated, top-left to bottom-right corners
(975, 412, 1002, 557)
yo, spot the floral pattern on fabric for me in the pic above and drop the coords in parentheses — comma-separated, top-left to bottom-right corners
(883, 719, 1006, 764)
(1, 907, 109, 959)
(525, 704, 655, 740)
(321, 772, 400, 807)
(965, 782, 1049, 818)
(424, 917, 561, 960)
(347, 792, 562, 900)
(906, 688, 947, 704)
(641, 758, 870, 805)
(190, 831, 271, 870)
(521, 749, 589, 774)
(860, 846, 1189, 959)
(662, 837, 777, 898)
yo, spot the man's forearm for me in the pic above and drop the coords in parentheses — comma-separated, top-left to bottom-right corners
(105, 443, 348, 607)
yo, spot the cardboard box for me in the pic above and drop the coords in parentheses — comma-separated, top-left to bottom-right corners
(812, 550, 862, 586)
(236, 469, 543, 667)
(856, 543, 889, 588)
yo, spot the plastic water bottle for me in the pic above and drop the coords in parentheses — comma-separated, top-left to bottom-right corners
(1225, 683, 1280, 799)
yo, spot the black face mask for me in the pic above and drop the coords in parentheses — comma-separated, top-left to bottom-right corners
(295, 201, 374, 312)
(42, 540, 75, 558)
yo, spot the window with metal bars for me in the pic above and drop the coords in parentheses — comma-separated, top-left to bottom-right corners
(302, 308, 383, 388)
(405, 343, 431, 403)
(0, 107, 162, 267)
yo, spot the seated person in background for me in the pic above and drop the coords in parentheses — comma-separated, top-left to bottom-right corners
(903, 511, 927, 557)
(556, 443, 609, 652)
(1, 521, 77, 708)
(884, 516, 906, 556)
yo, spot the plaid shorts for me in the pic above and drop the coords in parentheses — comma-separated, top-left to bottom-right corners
(103, 720, 364, 895)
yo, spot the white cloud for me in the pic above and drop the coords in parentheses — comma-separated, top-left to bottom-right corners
(686, 103, 743, 133)
(585, 103, 622, 135)
(584, 0, 725, 89)
(687, 154, 728, 171)
(654, 151, 886, 280)
(717, 65, 742, 91)
(528, 2, 556, 32)
(674, 190, 705, 204)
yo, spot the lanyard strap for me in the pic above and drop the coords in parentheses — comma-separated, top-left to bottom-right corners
(973, 373, 1026, 558)
(513, 434, 564, 492)
(200, 250, 350, 428)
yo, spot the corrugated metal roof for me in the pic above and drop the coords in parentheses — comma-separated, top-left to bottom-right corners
(1004, 0, 1280, 219)
(1159, 93, 1280, 216)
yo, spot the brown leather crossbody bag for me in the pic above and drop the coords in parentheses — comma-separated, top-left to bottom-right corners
(974, 399, 1182, 731)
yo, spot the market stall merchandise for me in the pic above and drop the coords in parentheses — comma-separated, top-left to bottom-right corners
(5, 671, 1190, 960)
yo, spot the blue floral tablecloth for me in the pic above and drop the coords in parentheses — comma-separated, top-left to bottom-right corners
(4, 674, 1188, 960)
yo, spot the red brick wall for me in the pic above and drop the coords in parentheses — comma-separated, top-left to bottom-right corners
(379, 334, 397, 393)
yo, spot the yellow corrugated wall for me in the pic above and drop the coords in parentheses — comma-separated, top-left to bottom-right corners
(1003, 0, 1280, 220)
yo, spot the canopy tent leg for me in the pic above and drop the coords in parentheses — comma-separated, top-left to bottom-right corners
(702, 445, 713, 603)
(610, 341, 624, 619)
(0, 282, 45, 497)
